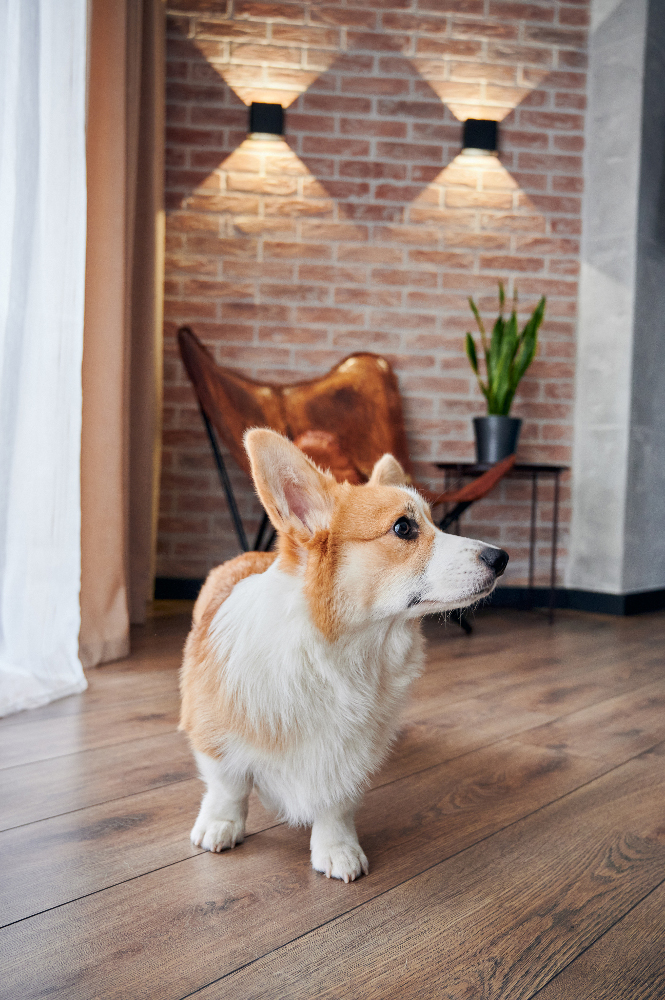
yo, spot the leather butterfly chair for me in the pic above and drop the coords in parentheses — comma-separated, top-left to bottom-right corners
(177, 326, 515, 630)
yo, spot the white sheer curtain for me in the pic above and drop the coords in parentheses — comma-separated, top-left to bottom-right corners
(0, 0, 88, 715)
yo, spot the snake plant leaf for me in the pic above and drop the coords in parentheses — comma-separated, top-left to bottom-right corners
(465, 332, 479, 374)
(464, 283, 546, 416)
(492, 309, 519, 414)
(510, 296, 545, 389)
(488, 314, 504, 387)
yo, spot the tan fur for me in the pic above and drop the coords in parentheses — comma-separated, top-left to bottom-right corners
(180, 551, 280, 757)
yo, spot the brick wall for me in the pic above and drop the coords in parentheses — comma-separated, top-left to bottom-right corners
(160, 0, 588, 586)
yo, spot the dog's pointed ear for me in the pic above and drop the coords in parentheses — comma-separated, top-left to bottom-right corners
(368, 453, 408, 487)
(245, 429, 335, 538)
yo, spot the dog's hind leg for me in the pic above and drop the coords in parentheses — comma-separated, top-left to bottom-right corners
(190, 750, 251, 853)
(310, 804, 369, 883)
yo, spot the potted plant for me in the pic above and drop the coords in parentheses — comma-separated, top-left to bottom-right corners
(465, 282, 546, 464)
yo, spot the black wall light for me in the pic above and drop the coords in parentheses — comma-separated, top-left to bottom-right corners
(249, 102, 284, 139)
(462, 119, 498, 156)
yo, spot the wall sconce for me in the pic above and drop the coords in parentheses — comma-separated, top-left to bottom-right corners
(461, 119, 498, 156)
(249, 102, 284, 140)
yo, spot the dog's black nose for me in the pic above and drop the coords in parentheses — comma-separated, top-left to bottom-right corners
(479, 547, 509, 577)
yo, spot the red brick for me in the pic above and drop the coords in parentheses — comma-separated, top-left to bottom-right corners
(298, 264, 367, 285)
(406, 292, 471, 311)
(223, 261, 294, 280)
(372, 311, 437, 330)
(520, 110, 584, 131)
(340, 117, 408, 138)
(310, 6, 377, 28)
(549, 258, 579, 276)
(166, 252, 218, 277)
(303, 178, 370, 199)
(257, 326, 329, 344)
(164, 298, 217, 319)
(559, 5, 590, 26)
(303, 94, 372, 115)
(518, 152, 582, 172)
(553, 135, 584, 152)
(332, 330, 400, 350)
(299, 221, 368, 241)
(336, 246, 403, 264)
(220, 303, 291, 322)
(371, 268, 438, 287)
(195, 20, 267, 41)
(377, 141, 443, 163)
(166, 125, 224, 147)
(260, 283, 329, 302)
(480, 254, 545, 272)
(555, 92, 586, 110)
(415, 37, 483, 58)
(524, 25, 586, 46)
(295, 306, 365, 325)
(271, 23, 339, 46)
(452, 18, 519, 41)
(347, 31, 410, 52)
(263, 241, 332, 259)
(264, 196, 334, 217)
(341, 76, 410, 96)
(515, 237, 579, 254)
(486, 41, 553, 65)
(488, 1, 554, 20)
(302, 136, 371, 157)
(558, 48, 587, 69)
(420, 0, 484, 13)
(446, 190, 514, 209)
(339, 161, 407, 180)
(234, 1, 306, 21)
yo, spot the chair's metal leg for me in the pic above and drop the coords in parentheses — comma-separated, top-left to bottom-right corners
(253, 510, 270, 551)
(528, 470, 538, 609)
(548, 471, 560, 624)
(439, 500, 472, 532)
(200, 408, 249, 553)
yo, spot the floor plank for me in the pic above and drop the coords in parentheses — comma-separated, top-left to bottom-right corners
(0, 607, 663, 1000)
(0, 780, 280, 927)
(195, 746, 665, 1000)
(0, 731, 196, 831)
(532, 878, 665, 1000)
(0, 740, 621, 999)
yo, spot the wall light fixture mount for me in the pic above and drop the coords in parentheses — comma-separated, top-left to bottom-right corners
(249, 102, 284, 140)
(461, 119, 498, 156)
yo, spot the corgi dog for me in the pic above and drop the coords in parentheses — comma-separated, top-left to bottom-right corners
(180, 429, 508, 882)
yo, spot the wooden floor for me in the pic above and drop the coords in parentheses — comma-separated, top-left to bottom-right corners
(1, 605, 665, 999)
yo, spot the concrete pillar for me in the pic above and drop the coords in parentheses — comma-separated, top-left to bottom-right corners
(568, 0, 665, 595)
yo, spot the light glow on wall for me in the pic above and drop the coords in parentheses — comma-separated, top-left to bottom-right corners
(410, 59, 549, 123)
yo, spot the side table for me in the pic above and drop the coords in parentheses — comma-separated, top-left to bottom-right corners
(435, 461, 568, 623)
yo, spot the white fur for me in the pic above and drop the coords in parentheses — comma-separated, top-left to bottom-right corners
(207, 560, 424, 826)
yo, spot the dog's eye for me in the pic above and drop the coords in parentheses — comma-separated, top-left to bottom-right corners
(393, 516, 418, 541)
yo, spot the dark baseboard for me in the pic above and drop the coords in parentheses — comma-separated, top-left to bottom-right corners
(490, 586, 665, 616)
(155, 577, 665, 616)
(155, 577, 205, 600)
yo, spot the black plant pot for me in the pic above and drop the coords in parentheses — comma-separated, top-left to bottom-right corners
(473, 416, 522, 464)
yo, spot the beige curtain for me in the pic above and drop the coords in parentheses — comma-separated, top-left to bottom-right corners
(80, 0, 165, 668)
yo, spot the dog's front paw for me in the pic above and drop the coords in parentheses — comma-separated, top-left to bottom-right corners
(191, 818, 245, 853)
(311, 841, 369, 883)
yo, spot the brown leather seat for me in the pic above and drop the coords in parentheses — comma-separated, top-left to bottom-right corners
(177, 324, 515, 541)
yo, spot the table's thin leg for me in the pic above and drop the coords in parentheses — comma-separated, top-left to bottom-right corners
(549, 471, 560, 624)
(528, 471, 538, 609)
